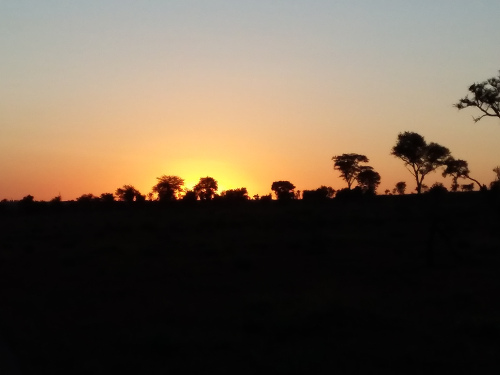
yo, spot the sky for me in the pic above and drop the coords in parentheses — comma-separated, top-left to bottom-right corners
(1, 0, 500, 200)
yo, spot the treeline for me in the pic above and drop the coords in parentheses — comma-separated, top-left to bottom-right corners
(3, 129, 500, 207)
(3, 70, 500, 207)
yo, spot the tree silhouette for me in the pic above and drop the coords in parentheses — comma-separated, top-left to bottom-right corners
(220, 188, 249, 201)
(182, 190, 197, 202)
(152, 175, 185, 201)
(271, 181, 296, 200)
(260, 194, 272, 202)
(302, 186, 335, 201)
(391, 132, 450, 194)
(100, 193, 115, 203)
(20, 195, 34, 203)
(50, 195, 62, 204)
(454, 71, 500, 123)
(493, 166, 500, 180)
(316, 185, 335, 198)
(19, 194, 36, 212)
(115, 185, 142, 203)
(332, 154, 369, 189)
(394, 181, 406, 195)
(76, 194, 98, 204)
(193, 177, 218, 201)
(428, 182, 448, 196)
(356, 167, 381, 194)
(442, 158, 482, 191)
(461, 183, 474, 192)
(489, 166, 500, 191)
(335, 186, 363, 201)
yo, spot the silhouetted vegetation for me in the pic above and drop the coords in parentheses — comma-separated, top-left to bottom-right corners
(356, 167, 381, 194)
(331, 153, 370, 189)
(461, 183, 474, 192)
(1, 153, 500, 375)
(99, 193, 115, 203)
(271, 181, 296, 200)
(394, 181, 406, 195)
(193, 177, 218, 201)
(489, 166, 500, 192)
(0, 193, 498, 374)
(391, 132, 451, 194)
(115, 185, 144, 203)
(443, 158, 482, 191)
(220, 188, 249, 202)
(302, 186, 335, 201)
(259, 193, 272, 202)
(428, 182, 448, 196)
(76, 193, 98, 204)
(152, 175, 185, 201)
(334, 186, 364, 201)
(455, 70, 500, 123)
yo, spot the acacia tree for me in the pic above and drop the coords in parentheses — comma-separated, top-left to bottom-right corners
(442, 158, 482, 191)
(271, 181, 296, 200)
(391, 132, 450, 194)
(356, 167, 381, 194)
(332, 153, 369, 189)
(454, 71, 500, 123)
(152, 175, 185, 201)
(193, 177, 218, 201)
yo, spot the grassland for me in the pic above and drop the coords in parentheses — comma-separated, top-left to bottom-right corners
(0, 194, 499, 374)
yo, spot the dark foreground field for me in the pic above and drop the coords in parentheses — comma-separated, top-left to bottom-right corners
(0, 194, 499, 374)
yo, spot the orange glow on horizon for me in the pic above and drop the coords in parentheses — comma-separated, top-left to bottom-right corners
(157, 158, 256, 196)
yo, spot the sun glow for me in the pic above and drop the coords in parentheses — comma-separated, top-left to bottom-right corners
(166, 158, 253, 195)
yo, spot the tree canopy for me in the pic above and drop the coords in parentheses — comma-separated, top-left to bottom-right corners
(220, 188, 249, 201)
(193, 177, 218, 201)
(152, 175, 185, 201)
(271, 181, 296, 200)
(391, 132, 450, 194)
(302, 186, 335, 201)
(115, 185, 143, 203)
(332, 153, 370, 189)
(394, 181, 406, 195)
(356, 167, 381, 194)
(455, 71, 500, 123)
(442, 158, 482, 191)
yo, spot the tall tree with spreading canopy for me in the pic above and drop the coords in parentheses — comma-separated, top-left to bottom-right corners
(442, 158, 482, 191)
(391, 132, 450, 194)
(454, 71, 500, 123)
(332, 153, 369, 189)
(153, 175, 185, 201)
(193, 177, 218, 201)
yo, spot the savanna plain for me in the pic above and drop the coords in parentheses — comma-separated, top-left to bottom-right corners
(0, 194, 499, 374)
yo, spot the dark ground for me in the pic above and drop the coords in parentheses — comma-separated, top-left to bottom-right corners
(0, 194, 499, 374)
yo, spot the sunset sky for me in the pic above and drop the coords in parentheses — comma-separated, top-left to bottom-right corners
(1, 1, 500, 200)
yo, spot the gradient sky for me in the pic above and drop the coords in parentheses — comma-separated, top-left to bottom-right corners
(1, 0, 500, 200)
